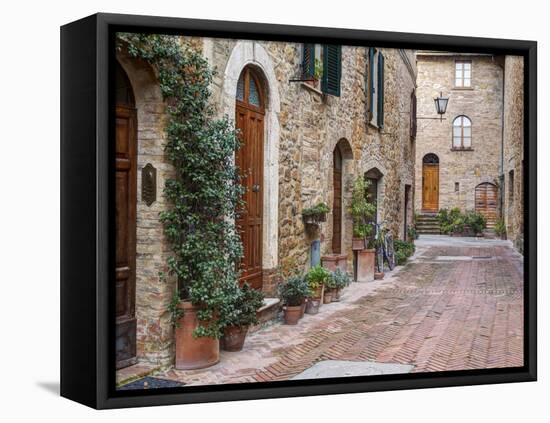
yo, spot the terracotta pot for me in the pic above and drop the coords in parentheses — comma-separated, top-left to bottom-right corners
(332, 288, 341, 302)
(300, 299, 307, 319)
(305, 298, 321, 314)
(352, 237, 366, 251)
(284, 305, 302, 325)
(321, 254, 348, 272)
(221, 325, 249, 352)
(356, 248, 375, 282)
(323, 291, 333, 304)
(374, 272, 385, 280)
(311, 284, 324, 300)
(175, 302, 220, 370)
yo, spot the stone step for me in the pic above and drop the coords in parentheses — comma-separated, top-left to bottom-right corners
(250, 298, 281, 333)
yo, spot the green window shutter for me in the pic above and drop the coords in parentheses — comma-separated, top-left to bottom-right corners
(302, 44, 315, 79)
(321, 44, 342, 96)
(377, 52, 385, 128)
(368, 48, 375, 119)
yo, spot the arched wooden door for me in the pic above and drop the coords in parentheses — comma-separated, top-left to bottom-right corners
(475, 183, 498, 228)
(115, 62, 137, 369)
(235, 67, 264, 289)
(332, 147, 343, 253)
(422, 153, 439, 212)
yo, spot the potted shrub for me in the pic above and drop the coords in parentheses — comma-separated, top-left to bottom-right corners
(134, 33, 246, 370)
(331, 268, 351, 302)
(394, 239, 416, 266)
(494, 218, 507, 240)
(278, 275, 311, 325)
(465, 211, 487, 237)
(323, 274, 336, 304)
(305, 265, 330, 314)
(349, 177, 376, 250)
(302, 202, 330, 226)
(220, 283, 265, 352)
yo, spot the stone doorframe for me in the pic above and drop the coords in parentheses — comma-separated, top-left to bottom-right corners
(363, 160, 388, 226)
(220, 41, 281, 272)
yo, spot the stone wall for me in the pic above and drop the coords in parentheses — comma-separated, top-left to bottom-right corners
(414, 54, 503, 213)
(502, 56, 524, 251)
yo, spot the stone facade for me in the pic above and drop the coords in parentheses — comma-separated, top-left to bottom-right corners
(414, 53, 503, 213)
(502, 56, 524, 251)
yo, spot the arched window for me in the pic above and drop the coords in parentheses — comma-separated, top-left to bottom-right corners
(453, 115, 472, 149)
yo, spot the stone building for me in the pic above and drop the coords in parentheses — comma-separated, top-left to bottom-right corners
(414, 52, 503, 226)
(114, 36, 417, 370)
(502, 56, 525, 251)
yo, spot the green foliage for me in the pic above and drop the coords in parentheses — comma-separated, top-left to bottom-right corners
(117, 33, 244, 338)
(407, 225, 418, 240)
(314, 58, 323, 80)
(437, 207, 486, 235)
(302, 202, 330, 216)
(330, 268, 351, 290)
(278, 275, 311, 307)
(394, 239, 415, 265)
(494, 218, 507, 237)
(349, 177, 376, 239)
(464, 211, 486, 235)
(220, 283, 265, 328)
(305, 265, 331, 290)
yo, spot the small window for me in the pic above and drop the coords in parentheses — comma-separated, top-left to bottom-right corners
(509, 170, 515, 203)
(302, 44, 341, 96)
(452, 115, 472, 149)
(455, 60, 472, 88)
(455, 182, 460, 192)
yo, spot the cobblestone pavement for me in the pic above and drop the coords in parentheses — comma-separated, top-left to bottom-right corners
(153, 236, 524, 386)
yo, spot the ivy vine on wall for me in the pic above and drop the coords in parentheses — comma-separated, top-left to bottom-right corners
(116, 33, 244, 338)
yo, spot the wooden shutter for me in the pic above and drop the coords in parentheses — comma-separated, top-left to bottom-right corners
(410, 90, 417, 139)
(302, 44, 315, 79)
(322, 44, 342, 96)
(368, 47, 375, 120)
(377, 52, 385, 128)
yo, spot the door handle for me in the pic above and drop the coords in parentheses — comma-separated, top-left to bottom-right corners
(252, 184, 260, 192)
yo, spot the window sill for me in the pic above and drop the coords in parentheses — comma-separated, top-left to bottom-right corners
(451, 147, 474, 152)
(452, 86, 474, 91)
(300, 81, 324, 97)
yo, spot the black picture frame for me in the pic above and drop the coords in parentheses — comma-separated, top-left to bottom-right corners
(60, 12, 537, 409)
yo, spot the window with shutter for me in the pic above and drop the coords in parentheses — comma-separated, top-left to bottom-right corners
(368, 48, 375, 122)
(410, 90, 417, 140)
(321, 45, 342, 96)
(302, 44, 315, 80)
(377, 52, 385, 128)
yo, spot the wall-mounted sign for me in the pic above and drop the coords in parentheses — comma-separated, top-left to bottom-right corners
(141, 163, 156, 206)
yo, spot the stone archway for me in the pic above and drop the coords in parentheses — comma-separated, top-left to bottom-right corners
(221, 41, 281, 281)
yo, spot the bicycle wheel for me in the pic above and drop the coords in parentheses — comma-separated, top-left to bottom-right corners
(376, 246, 384, 273)
(385, 234, 395, 270)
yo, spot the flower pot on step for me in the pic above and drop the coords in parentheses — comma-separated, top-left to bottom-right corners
(323, 290, 333, 304)
(356, 248, 375, 282)
(352, 237, 366, 251)
(175, 302, 220, 370)
(221, 325, 249, 352)
(305, 298, 321, 314)
(311, 285, 324, 301)
(283, 305, 302, 325)
(321, 254, 348, 272)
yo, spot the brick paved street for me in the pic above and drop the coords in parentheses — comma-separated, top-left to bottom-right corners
(147, 235, 524, 386)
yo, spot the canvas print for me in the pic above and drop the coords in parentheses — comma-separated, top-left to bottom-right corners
(113, 33, 525, 390)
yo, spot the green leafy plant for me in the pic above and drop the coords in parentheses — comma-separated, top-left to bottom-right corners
(117, 34, 245, 338)
(278, 275, 311, 307)
(220, 283, 265, 328)
(349, 177, 376, 239)
(330, 268, 351, 290)
(407, 224, 418, 241)
(305, 265, 331, 290)
(314, 58, 323, 80)
(464, 211, 487, 235)
(302, 202, 330, 216)
(494, 218, 507, 237)
(394, 239, 416, 265)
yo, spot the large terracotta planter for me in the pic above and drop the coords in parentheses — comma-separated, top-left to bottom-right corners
(356, 248, 375, 282)
(284, 305, 302, 325)
(175, 302, 220, 370)
(221, 325, 249, 352)
(300, 299, 307, 319)
(321, 254, 348, 272)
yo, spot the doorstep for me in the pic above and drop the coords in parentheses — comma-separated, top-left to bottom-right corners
(250, 297, 281, 333)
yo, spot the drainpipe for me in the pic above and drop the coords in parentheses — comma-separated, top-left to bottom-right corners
(499, 58, 505, 218)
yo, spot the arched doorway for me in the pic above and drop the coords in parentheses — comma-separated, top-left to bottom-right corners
(422, 153, 439, 212)
(332, 139, 353, 254)
(475, 182, 498, 228)
(115, 61, 137, 369)
(235, 66, 265, 290)
(364, 167, 383, 224)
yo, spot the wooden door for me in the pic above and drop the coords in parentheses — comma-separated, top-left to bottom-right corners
(332, 148, 342, 254)
(475, 183, 498, 228)
(115, 63, 137, 369)
(235, 68, 264, 289)
(115, 104, 137, 368)
(422, 164, 439, 212)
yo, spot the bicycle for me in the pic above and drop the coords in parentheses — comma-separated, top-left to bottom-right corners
(371, 220, 395, 273)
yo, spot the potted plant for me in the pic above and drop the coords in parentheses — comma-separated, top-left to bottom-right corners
(465, 211, 487, 237)
(494, 218, 507, 240)
(350, 177, 376, 249)
(278, 275, 311, 325)
(323, 274, 336, 304)
(302, 202, 330, 226)
(331, 268, 351, 302)
(306, 57, 323, 88)
(220, 283, 265, 352)
(305, 265, 330, 314)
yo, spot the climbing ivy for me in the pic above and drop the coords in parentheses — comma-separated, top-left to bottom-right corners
(116, 33, 244, 338)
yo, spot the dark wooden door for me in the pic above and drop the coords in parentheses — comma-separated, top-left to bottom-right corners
(422, 164, 439, 212)
(475, 183, 498, 228)
(115, 104, 137, 369)
(235, 68, 264, 289)
(332, 148, 342, 253)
